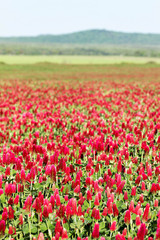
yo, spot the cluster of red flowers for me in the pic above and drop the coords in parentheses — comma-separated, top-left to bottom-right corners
(0, 77, 160, 239)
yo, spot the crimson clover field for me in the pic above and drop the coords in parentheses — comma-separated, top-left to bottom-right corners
(0, 63, 160, 240)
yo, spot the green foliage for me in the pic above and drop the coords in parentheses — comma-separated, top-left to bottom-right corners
(0, 43, 160, 57)
(1, 29, 160, 45)
(0, 30, 160, 57)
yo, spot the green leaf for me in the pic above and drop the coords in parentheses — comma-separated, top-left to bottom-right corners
(34, 183, 41, 189)
(31, 226, 38, 234)
(23, 224, 29, 234)
(83, 200, 89, 208)
(131, 213, 137, 220)
(100, 221, 105, 230)
(46, 219, 55, 230)
(84, 212, 89, 218)
(121, 203, 127, 209)
(84, 217, 92, 225)
(0, 194, 5, 203)
(151, 210, 157, 220)
(77, 220, 83, 228)
(11, 169, 17, 175)
(0, 166, 5, 173)
(60, 196, 65, 204)
(40, 222, 48, 232)
(106, 216, 110, 222)
(142, 201, 148, 206)
(63, 223, 69, 231)
(70, 223, 76, 229)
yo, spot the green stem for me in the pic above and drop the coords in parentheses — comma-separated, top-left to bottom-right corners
(110, 215, 113, 239)
(28, 214, 32, 240)
(74, 215, 77, 224)
(127, 224, 130, 238)
(110, 231, 112, 239)
(46, 219, 52, 239)
(130, 218, 133, 233)
(38, 214, 40, 236)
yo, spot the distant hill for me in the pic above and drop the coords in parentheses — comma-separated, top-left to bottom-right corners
(0, 30, 160, 57)
(0, 29, 160, 45)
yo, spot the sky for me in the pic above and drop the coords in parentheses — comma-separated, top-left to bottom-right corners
(0, 0, 160, 37)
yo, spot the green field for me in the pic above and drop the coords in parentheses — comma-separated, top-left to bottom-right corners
(0, 60, 160, 88)
(1, 59, 160, 240)
(0, 55, 160, 65)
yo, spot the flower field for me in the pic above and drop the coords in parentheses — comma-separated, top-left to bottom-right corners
(0, 63, 160, 239)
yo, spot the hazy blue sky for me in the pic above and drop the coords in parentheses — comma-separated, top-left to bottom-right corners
(0, 0, 160, 36)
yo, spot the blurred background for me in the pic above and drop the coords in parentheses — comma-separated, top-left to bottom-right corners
(0, 0, 160, 64)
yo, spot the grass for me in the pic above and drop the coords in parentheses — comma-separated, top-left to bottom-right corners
(0, 55, 160, 65)
(0, 62, 160, 88)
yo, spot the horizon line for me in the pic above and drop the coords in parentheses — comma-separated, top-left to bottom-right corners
(1, 28, 160, 38)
